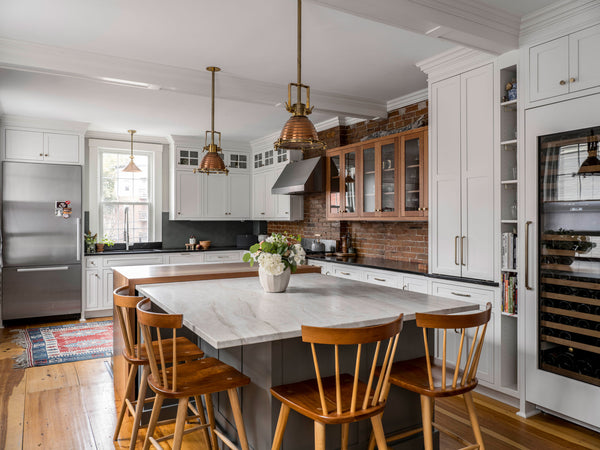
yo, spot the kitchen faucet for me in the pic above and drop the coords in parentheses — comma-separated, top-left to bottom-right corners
(124, 206, 130, 251)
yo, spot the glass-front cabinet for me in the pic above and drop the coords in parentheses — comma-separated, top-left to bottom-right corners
(326, 127, 428, 221)
(361, 138, 398, 219)
(401, 130, 428, 217)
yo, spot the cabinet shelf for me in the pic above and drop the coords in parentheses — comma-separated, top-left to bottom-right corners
(501, 179, 518, 185)
(502, 268, 518, 273)
(501, 312, 518, 317)
(501, 220, 518, 224)
(500, 99, 518, 110)
(406, 164, 420, 169)
(501, 139, 517, 146)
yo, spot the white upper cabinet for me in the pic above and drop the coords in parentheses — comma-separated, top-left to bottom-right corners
(3, 128, 82, 165)
(430, 63, 495, 281)
(530, 24, 600, 102)
(205, 172, 250, 219)
(205, 174, 229, 217)
(229, 173, 251, 218)
(175, 170, 202, 219)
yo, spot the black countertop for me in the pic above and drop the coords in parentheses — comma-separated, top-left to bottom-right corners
(307, 255, 499, 287)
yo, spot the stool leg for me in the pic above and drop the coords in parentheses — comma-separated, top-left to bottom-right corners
(314, 421, 326, 450)
(271, 403, 290, 450)
(420, 395, 433, 450)
(172, 397, 189, 450)
(143, 393, 164, 450)
(227, 388, 249, 450)
(205, 393, 219, 450)
(367, 431, 377, 450)
(114, 362, 136, 440)
(370, 413, 388, 450)
(128, 365, 149, 450)
(194, 395, 211, 447)
(341, 423, 349, 450)
(464, 392, 485, 450)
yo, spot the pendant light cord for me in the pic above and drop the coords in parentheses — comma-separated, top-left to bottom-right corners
(211, 69, 215, 146)
(297, 0, 302, 105)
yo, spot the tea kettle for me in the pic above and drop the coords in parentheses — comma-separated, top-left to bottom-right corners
(311, 234, 325, 252)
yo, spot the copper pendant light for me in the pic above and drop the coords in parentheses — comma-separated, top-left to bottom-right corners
(194, 67, 229, 176)
(577, 130, 600, 176)
(274, 0, 325, 153)
(122, 130, 142, 173)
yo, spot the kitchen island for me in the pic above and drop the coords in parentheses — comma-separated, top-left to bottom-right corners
(137, 272, 480, 449)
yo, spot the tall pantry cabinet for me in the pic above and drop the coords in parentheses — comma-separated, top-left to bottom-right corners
(429, 63, 495, 282)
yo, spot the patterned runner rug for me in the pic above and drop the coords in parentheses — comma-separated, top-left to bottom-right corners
(12, 320, 113, 368)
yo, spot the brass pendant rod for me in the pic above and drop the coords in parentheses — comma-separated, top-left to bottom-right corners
(129, 130, 134, 159)
(297, 0, 302, 106)
(211, 68, 215, 146)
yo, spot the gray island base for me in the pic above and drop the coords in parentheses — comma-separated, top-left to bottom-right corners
(137, 273, 479, 449)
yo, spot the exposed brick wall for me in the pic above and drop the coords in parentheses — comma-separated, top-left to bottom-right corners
(268, 100, 429, 267)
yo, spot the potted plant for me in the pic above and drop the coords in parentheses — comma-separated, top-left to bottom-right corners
(243, 232, 306, 292)
(96, 235, 115, 253)
(84, 231, 97, 254)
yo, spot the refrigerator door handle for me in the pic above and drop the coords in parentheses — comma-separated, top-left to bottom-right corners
(17, 266, 70, 272)
(76, 217, 81, 261)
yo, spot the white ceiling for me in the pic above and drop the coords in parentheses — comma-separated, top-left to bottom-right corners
(0, 0, 558, 143)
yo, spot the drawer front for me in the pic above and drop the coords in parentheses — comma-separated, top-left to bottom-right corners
(86, 257, 101, 268)
(103, 255, 165, 267)
(401, 275, 428, 294)
(204, 251, 243, 263)
(331, 264, 362, 281)
(167, 253, 205, 265)
(307, 260, 331, 275)
(363, 270, 399, 288)
(431, 281, 494, 305)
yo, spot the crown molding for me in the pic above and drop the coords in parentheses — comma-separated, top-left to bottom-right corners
(88, 138, 163, 153)
(1, 114, 89, 134)
(342, 117, 366, 126)
(387, 88, 428, 111)
(0, 38, 386, 120)
(416, 46, 494, 82)
(85, 130, 169, 144)
(520, 0, 600, 46)
(314, 117, 342, 132)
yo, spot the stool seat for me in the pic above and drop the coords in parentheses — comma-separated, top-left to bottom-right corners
(271, 373, 384, 425)
(387, 357, 478, 398)
(148, 357, 250, 399)
(123, 337, 204, 365)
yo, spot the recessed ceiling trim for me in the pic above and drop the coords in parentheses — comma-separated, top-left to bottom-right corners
(387, 88, 428, 111)
(85, 130, 170, 144)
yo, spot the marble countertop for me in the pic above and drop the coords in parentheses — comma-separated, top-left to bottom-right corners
(137, 272, 479, 349)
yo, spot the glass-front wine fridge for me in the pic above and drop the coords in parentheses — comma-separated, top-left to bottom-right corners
(538, 126, 600, 387)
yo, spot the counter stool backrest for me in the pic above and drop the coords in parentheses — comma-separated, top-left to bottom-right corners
(416, 302, 492, 391)
(136, 298, 184, 392)
(301, 314, 404, 417)
(113, 286, 144, 360)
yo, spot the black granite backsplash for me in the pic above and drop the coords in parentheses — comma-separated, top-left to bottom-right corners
(161, 213, 267, 249)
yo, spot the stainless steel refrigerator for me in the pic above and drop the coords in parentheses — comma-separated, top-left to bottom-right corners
(1, 161, 82, 321)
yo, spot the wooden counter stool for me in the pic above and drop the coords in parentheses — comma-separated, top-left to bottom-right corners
(270, 315, 404, 450)
(112, 287, 205, 450)
(136, 298, 251, 450)
(370, 303, 492, 450)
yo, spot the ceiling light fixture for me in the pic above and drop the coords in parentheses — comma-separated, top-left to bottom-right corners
(274, 0, 325, 154)
(122, 130, 142, 173)
(194, 67, 229, 176)
(577, 130, 600, 176)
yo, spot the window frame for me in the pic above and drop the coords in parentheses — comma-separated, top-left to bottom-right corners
(88, 139, 163, 243)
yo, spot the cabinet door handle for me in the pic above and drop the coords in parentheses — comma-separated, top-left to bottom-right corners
(260, 212, 265, 215)
(39, 153, 43, 157)
(374, 277, 386, 282)
(461, 236, 466, 266)
(454, 236, 459, 266)
(525, 220, 533, 290)
(559, 80, 566, 85)
(451, 291, 471, 297)
(569, 77, 576, 83)
(45, 154, 49, 157)
(340, 271, 350, 276)
(402, 284, 408, 291)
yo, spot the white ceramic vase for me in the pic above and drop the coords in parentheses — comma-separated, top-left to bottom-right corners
(259, 267, 291, 293)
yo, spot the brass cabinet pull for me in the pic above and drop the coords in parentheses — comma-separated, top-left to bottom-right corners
(461, 236, 466, 266)
(340, 271, 351, 276)
(454, 236, 459, 266)
(559, 80, 566, 85)
(39, 153, 43, 157)
(569, 77, 576, 83)
(451, 291, 471, 297)
(526, 220, 533, 290)
(402, 284, 408, 291)
(373, 277, 386, 282)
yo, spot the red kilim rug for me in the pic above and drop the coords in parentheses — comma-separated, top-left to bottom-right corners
(12, 320, 113, 368)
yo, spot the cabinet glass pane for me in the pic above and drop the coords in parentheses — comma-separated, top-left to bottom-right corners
(329, 155, 341, 215)
(363, 147, 375, 213)
(404, 137, 420, 211)
(381, 143, 396, 212)
(538, 126, 600, 387)
(345, 152, 356, 213)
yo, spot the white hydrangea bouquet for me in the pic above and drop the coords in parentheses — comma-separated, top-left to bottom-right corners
(243, 232, 306, 275)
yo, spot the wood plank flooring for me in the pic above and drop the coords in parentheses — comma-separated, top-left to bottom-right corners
(1, 317, 599, 449)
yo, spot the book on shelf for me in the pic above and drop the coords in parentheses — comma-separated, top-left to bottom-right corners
(502, 273, 518, 314)
(501, 232, 518, 270)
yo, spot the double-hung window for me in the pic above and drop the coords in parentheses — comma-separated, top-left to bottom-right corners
(88, 139, 162, 243)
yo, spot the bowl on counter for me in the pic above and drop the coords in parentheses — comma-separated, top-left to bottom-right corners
(198, 240, 211, 250)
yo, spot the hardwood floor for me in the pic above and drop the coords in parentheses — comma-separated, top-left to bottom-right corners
(1, 317, 599, 449)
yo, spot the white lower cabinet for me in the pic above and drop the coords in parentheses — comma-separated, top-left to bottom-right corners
(204, 250, 245, 264)
(363, 269, 400, 288)
(430, 281, 497, 385)
(331, 264, 363, 281)
(85, 269, 102, 310)
(401, 275, 428, 294)
(166, 252, 205, 265)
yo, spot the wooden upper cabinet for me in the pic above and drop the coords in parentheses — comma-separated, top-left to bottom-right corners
(326, 127, 427, 222)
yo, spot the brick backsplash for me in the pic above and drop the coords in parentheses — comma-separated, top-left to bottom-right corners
(268, 101, 428, 267)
